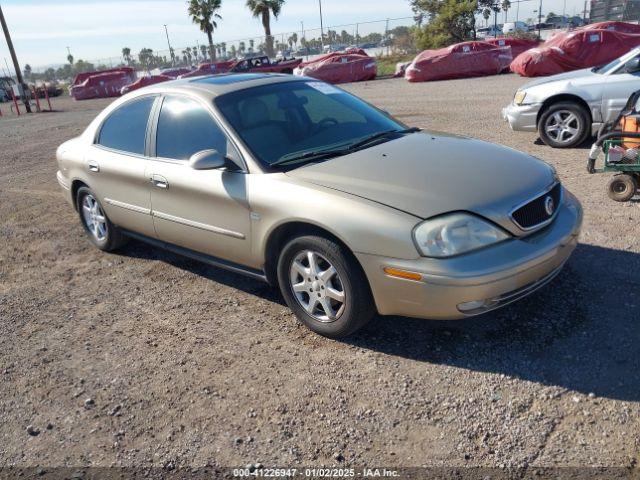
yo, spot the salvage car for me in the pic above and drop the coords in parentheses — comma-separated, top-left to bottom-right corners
(293, 52, 377, 84)
(503, 47, 640, 148)
(121, 75, 172, 95)
(230, 55, 302, 74)
(56, 73, 582, 338)
(405, 41, 512, 82)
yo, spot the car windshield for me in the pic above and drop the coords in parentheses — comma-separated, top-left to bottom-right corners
(594, 49, 640, 74)
(214, 81, 406, 167)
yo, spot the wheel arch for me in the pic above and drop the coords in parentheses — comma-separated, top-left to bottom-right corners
(262, 221, 368, 288)
(70, 179, 89, 211)
(536, 94, 593, 127)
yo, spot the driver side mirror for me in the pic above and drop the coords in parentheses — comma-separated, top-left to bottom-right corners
(625, 57, 640, 73)
(188, 149, 228, 170)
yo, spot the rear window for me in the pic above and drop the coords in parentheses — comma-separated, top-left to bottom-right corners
(98, 96, 155, 155)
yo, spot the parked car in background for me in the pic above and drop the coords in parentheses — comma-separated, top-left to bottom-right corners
(178, 61, 235, 78)
(160, 67, 193, 79)
(0, 76, 16, 100)
(503, 47, 640, 148)
(56, 74, 581, 338)
(70, 70, 135, 100)
(503, 21, 529, 33)
(477, 26, 503, 38)
(230, 56, 302, 74)
(293, 51, 377, 83)
(121, 75, 172, 95)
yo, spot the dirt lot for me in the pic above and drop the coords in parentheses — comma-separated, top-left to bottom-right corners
(1, 75, 639, 475)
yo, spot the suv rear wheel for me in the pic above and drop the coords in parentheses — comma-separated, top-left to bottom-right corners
(538, 101, 591, 148)
(277, 235, 374, 338)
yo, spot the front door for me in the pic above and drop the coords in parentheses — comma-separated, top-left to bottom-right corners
(602, 55, 640, 123)
(148, 94, 252, 266)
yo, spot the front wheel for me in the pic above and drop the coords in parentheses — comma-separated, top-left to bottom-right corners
(277, 235, 375, 338)
(538, 102, 591, 148)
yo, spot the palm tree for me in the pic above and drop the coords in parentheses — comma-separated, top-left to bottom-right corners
(501, 0, 511, 22)
(246, 0, 284, 58)
(187, 0, 222, 62)
(122, 47, 132, 65)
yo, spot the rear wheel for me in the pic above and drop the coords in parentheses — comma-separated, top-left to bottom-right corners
(607, 174, 638, 202)
(76, 186, 127, 251)
(277, 235, 374, 338)
(538, 101, 591, 148)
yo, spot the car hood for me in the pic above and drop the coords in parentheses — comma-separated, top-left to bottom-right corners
(520, 67, 596, 90)
(285, 132, 555, 235)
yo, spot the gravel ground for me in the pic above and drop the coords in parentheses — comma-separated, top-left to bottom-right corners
(0, 75, 639, 476)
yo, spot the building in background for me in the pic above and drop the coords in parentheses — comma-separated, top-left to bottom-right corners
(590, 0, 640, 21)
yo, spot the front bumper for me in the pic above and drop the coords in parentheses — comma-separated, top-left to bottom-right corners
(356, 190, 582, 319)
(502, 102, 541, 132)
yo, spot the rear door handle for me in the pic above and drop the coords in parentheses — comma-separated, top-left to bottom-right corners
(88, 161, 100, 173)
(151, 174, 169, 189)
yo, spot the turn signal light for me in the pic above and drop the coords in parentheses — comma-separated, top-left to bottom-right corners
(383, 267, 422, 281)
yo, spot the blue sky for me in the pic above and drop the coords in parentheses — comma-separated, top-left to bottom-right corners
(0, 0, 588, 70)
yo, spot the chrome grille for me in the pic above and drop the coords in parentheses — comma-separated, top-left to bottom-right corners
(511, 183, 562, 231)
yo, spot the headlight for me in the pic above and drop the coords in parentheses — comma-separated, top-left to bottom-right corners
(413, 213, 510, 258)
(513, 90, 527, 105)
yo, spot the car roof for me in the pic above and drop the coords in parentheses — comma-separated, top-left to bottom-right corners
(131, 72, 307, 99)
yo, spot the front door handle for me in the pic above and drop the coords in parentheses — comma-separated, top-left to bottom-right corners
(151, 174, 169, 189)
(88, 161, 100, 173)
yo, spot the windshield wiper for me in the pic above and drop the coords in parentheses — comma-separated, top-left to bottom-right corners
(346, 127, 421, 150)
(270, 146, 352, 167)
(270, 127, 421, 168)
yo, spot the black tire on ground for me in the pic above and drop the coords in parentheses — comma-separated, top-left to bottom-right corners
(607, 174, 638, 202)
(277, 235, 375, 338)
(538, 101, 591, 148)
(76, 186, 127, 251)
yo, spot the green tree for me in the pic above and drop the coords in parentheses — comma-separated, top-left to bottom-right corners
(188, 0, 222, 61)
(67, 53, 74, 65)
(23, 64, 32, 81)
(411, 0, 480, 49)
(246, 0, 285, 58)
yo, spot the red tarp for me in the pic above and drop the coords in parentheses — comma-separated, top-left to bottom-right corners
(179, 61, 235, 78)
(160, 67, 193, 79)
(71, 67, 135, 87)
(121, 75, 172, 95)
(70, 71, 136, 100)
(405, 41, 512, 82)
(484, 37, 540, 58)
(293, 52, 377, 83)
(581, 21, 640, 34)
(511, 28, 640, 77)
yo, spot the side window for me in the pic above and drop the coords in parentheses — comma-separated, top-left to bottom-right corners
(98, 96, 155, 154)
(156, 96, 228, 160)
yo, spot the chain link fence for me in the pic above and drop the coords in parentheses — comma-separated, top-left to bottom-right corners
(77, 17, 418, 74)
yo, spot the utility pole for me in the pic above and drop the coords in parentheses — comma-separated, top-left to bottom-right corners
(318, 0, 324, 49)
(163, 24, 173, 66)
(0, 4, 31, 112)
(537, 0, 543, 38)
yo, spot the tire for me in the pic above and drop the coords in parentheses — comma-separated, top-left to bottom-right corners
(607, 174, 638, 202)
(76, 186, 127, 251)
(277, 235, 375, 338)
(538, 101, 591, 148)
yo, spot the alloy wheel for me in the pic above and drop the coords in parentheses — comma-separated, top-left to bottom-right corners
(289, 250, 346, 323)
(81, 194, 108, 242)
(544, 110, 581, 145)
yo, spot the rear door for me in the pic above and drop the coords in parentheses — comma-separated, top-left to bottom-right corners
(147, 94, 252, 266)
(85, 95, 157, 237)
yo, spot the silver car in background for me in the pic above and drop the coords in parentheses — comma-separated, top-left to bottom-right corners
(503, 47, 640, 148)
